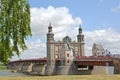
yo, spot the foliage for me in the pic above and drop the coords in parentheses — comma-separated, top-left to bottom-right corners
(0, 64, 7, 70)
(0, 0, 32, 64)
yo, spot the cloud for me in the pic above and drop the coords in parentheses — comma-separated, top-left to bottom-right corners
(111, 4, 120, 13)
(11, 39, 46, 61)
(30, 6, 82, 37)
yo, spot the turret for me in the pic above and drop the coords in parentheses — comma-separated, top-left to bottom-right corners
(47, 23, 54, 43)
(79, 25, 82, 34)
(77, 25, 85, 56)
(46, 23, 55, 75)
(77, 25, 84, 42)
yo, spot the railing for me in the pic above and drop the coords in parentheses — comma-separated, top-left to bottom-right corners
(74, 55, 114, 61)
(9, 55, 114, 64)
(10, 57, 47, 63)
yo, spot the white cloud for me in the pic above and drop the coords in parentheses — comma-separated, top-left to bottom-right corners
(30, 6, 82, 37)
(11, 39, 46, 61)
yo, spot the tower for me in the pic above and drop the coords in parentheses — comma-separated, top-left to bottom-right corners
(60, 42, 73, 66)
(45, 23, 55, 75)
(77, 25, 85, 56)
(57, 42, 75, 75)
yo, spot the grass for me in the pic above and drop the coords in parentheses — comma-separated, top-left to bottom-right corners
(0, 75, 120, 80)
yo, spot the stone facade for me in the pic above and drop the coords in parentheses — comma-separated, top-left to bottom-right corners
(46, 24, 85, 59)
(114, 58, 120, 74)
(92, 43, 112, 56)
(46, 24, 85, 75)
(92, 43, 105, 56)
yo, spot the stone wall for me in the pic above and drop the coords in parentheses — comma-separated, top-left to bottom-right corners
(75, 66, 114, 75)
(57, 66, 74, 75)
(21, 63, 33, 73)
(92, 66, 114, 75)
(31, 64, 46, 75)
(114, 58, 120, 74)
(45, 65, 57, 75)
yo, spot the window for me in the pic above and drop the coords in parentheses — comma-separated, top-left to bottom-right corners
(67, 60, 69, 63)
(67, 53, 69, 57)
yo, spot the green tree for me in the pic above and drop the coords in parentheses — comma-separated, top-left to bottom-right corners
(0, 0, 32, 64)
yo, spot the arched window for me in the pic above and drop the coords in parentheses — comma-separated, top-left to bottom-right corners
(67, 60, 69, 63)
(67, 53, 69, 57)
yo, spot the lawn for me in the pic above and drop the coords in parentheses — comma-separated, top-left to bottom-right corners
(0, 75, 120, 80)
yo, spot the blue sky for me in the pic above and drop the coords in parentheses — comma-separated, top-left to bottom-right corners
(11, 0, 120, 60)
(29, 0, 120, 31)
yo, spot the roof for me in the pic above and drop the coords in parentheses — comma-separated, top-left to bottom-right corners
(93, 43, 105, 51)
(63, 36, 71, 43)
(60, 42, 71, 51)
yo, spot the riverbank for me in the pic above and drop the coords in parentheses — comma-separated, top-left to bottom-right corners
(0, 75, 120, 80)
(0, 70, 27, 76)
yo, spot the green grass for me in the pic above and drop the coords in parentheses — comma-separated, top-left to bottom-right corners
(0, 75, 120, 80)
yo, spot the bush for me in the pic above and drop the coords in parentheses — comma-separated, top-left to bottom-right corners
(0, 64, 8, 70)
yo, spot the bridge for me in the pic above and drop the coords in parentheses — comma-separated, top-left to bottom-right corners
(9, 56, 114, 66)
(7, 56, 120, 75)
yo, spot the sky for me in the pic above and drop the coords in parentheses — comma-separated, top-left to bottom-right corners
(11, 0, 120, 60)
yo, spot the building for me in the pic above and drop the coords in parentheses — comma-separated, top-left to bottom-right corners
(92, 43, 112, 56)
(92, 43, 105, 56)
(45, 23, 85, 75)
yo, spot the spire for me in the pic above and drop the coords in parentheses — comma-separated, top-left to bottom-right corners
(48, 22, 52, 33)
(79, 24, 82, 34)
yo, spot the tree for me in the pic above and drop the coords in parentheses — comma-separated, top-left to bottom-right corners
(0, 0, 32, 64)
